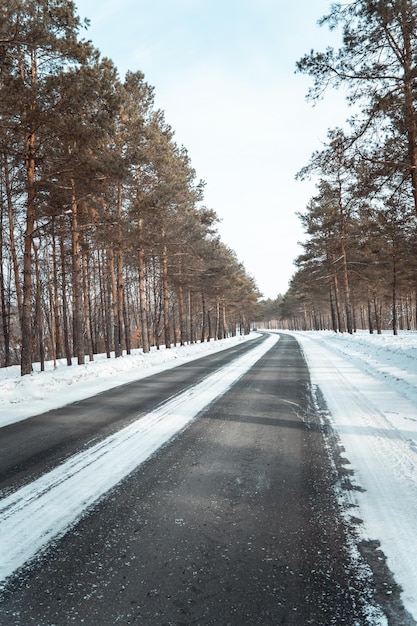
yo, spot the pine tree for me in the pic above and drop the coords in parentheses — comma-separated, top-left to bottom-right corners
(0, 0, 93, 374)
(297, 0, 417, 215)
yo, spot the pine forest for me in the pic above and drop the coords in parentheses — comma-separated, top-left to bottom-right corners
(271, 1, 417, 335)
(4, 1, 417, 375)
(0, 0, 260, 374)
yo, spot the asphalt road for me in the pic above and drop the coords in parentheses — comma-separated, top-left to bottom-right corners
(0, 333, 403, 625)
(0, 335, 266, 494)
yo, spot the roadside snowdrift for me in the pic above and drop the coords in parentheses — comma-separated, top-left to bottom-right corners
(290, 330, 417, 623)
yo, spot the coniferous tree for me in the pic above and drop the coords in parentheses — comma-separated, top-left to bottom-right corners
(297, 0, 417, 215)
(0, 0, 93, 374)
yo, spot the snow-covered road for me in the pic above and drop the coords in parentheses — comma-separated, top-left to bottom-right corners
(289, 330, 417, 623)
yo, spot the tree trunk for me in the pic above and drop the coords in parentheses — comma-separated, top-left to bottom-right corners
(162, 235, 171, 349)
(33, 242, 45, 371)
(51, 218, 63, 360)
(329, 285, 338, 333)
(189, 290, 194, 344)
(99, 249, 111, 359)
(338, 188, 353, 334)
(116, 182, 125, 355)
(116, 249, 124, 354)
(21, 49, 38, 376)
(82, 245, 94, 361)
(207, 307, 213, 341)
(21, 128, 36, 375)
(367, 292, 374, 334)
(177, 259, 186, 345)
(45, 244, 57, 369)
(137, 218, 150, 353)
(59, 223, 72, 366)
(123, 271, 131, 355)
(216, 297, 223, 340)
(108, 246, 121, 357)
(89, 249, 99, 354)
(222, 302, 227, 338)
(201, 292, 207, 343)
(332, 263, 343, 333)
(401, 5, 417, 216)
(3, 153, 23, 325)
(152, 258, 160, 349)
(70, 178, 85, 365)
(373, 290, 382, 334)
(406, 294, 412, 331)
(392, 242, 398, 336)
(0, 196, 10, 367)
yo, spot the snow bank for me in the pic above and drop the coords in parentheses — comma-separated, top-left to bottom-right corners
(289, 330, 417, 623)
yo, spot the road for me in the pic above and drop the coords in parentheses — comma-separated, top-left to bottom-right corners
(0, 333, 392, 624)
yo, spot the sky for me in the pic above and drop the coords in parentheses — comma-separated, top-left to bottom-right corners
(1, 330, 417, 622)
(73, 0, 348, 299)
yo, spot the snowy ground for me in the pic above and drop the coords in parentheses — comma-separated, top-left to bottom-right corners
(1, 330, 417, 622)
(286, 329, 417, 624)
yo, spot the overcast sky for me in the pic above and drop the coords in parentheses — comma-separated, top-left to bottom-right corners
(74, 0, 348, 299)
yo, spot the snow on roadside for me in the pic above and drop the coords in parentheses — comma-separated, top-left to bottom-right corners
(0, 334, 258, 428)
(287, 330, 417, 624)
